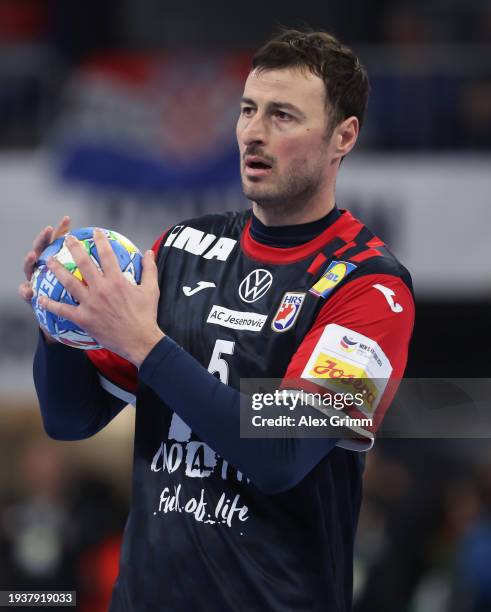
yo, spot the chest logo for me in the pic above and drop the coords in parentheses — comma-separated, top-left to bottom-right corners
(182, 281, 216, 296)
(309, 260, 357, 298)
(238, 269, 273, 303)
(271, 292, 306, 333)
(164, 225, 237, 261)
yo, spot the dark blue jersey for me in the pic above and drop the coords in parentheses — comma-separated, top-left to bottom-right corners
(36, 208, 415, 611)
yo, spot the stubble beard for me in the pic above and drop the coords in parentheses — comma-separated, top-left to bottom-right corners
(241, 159, 326, 219)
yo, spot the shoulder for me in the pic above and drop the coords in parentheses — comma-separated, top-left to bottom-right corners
(335, 209, 413, 296)
(350, 255, 413, 297)
(315, 211, 415, 338)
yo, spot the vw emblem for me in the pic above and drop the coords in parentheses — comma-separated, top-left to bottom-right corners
(239, 269, 273, 303)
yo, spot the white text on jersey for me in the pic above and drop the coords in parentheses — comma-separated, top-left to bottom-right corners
(165, 225, 237, 261)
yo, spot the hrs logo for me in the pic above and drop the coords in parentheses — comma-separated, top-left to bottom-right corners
(164, 225, 237, 261)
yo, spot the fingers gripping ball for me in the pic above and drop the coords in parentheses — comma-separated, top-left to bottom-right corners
(30, 228, 143, 349)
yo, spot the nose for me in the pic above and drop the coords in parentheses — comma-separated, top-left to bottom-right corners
(239, 112, 268, 147)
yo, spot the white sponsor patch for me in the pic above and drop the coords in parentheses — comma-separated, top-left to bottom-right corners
(207, 305, 267, 332)
(301, 323, 393, 416)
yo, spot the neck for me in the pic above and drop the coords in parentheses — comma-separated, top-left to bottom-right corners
(251, 178, 336, 227)
(250, 205, 341, 248)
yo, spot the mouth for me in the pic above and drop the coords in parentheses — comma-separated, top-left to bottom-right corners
(243, 156, 273, 178)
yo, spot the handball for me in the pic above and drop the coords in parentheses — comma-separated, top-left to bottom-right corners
(30, 227, 142, 349)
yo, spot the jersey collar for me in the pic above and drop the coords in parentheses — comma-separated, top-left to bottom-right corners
(241, 209, 360, 264)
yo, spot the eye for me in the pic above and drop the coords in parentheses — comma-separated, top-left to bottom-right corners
(274, 110, 293, 121)
(241, 106, 255, 117)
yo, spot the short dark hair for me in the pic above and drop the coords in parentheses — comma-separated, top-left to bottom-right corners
(252, 28, 370, 135)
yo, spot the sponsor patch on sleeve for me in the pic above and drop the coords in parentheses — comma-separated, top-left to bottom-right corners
(301, 323, 393, 417)
(309, 260, 357, 298)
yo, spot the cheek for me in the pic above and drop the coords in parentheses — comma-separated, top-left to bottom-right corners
(278, 133, 325, 167)
(236, 118, 248, 147)
(276, 136, 305, 162)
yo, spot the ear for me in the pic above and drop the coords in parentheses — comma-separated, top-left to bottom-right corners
(333, 116, 359, 160)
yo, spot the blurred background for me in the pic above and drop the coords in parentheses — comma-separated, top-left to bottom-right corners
(0, 1, 490, 610)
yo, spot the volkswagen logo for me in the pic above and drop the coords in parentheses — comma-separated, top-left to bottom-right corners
(239, 269, 273, 303)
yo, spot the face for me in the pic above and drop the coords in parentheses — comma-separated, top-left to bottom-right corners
(236, 67, 334, 215)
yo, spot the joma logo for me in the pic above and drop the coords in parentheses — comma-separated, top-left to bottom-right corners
(164, 226, 236, 261)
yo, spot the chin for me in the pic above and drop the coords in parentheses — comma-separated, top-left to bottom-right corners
(243, 188, 272, 204)
(242, 180, 272, 201)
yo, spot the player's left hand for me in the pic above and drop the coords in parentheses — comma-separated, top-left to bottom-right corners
(38, 229, 165, 367)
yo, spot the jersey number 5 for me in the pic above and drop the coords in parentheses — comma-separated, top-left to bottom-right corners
(168, 339, 235, 441)
(207, 339, 235, 384)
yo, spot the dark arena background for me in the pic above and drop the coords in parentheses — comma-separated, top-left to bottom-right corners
(0, 1, 490, 610)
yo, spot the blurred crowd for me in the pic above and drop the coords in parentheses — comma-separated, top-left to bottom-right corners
(355, 440, 491, 612)
(0, 412, 130, 612)
(0, 0, 490, 149)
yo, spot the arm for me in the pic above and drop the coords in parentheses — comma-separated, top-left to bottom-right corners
(20, 218, 122, 440)
(138, 272, 414, 492)
(29, 227, 166, 441)
(37, 228, 338, 491)
(37, 230, 413, 491)
(34, 332, 127, 440)
(139, 336, 339, 495)
(283, 273, 416, 450)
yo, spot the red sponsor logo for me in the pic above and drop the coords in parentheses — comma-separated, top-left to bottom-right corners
(311, 357, 377, 408)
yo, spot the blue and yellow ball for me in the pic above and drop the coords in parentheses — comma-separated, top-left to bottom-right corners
(30, 227, 142, 349)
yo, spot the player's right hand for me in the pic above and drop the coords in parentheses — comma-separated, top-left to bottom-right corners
(18, 216, 71, 341)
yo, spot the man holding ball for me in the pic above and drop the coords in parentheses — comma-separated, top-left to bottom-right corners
(20, 29, 414, 611)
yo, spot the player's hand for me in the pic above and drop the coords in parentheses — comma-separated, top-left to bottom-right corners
(38, 229, 165, 366)
(18, 216, 71, 342)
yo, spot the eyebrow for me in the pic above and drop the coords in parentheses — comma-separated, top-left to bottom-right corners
(240, 97, 306, 119)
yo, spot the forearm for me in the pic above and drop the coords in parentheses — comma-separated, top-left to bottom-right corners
(139, 337, 338, 494)
(34, 332, 126, 440)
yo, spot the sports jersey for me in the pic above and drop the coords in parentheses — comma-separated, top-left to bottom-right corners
(34, 208, 414, 611)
